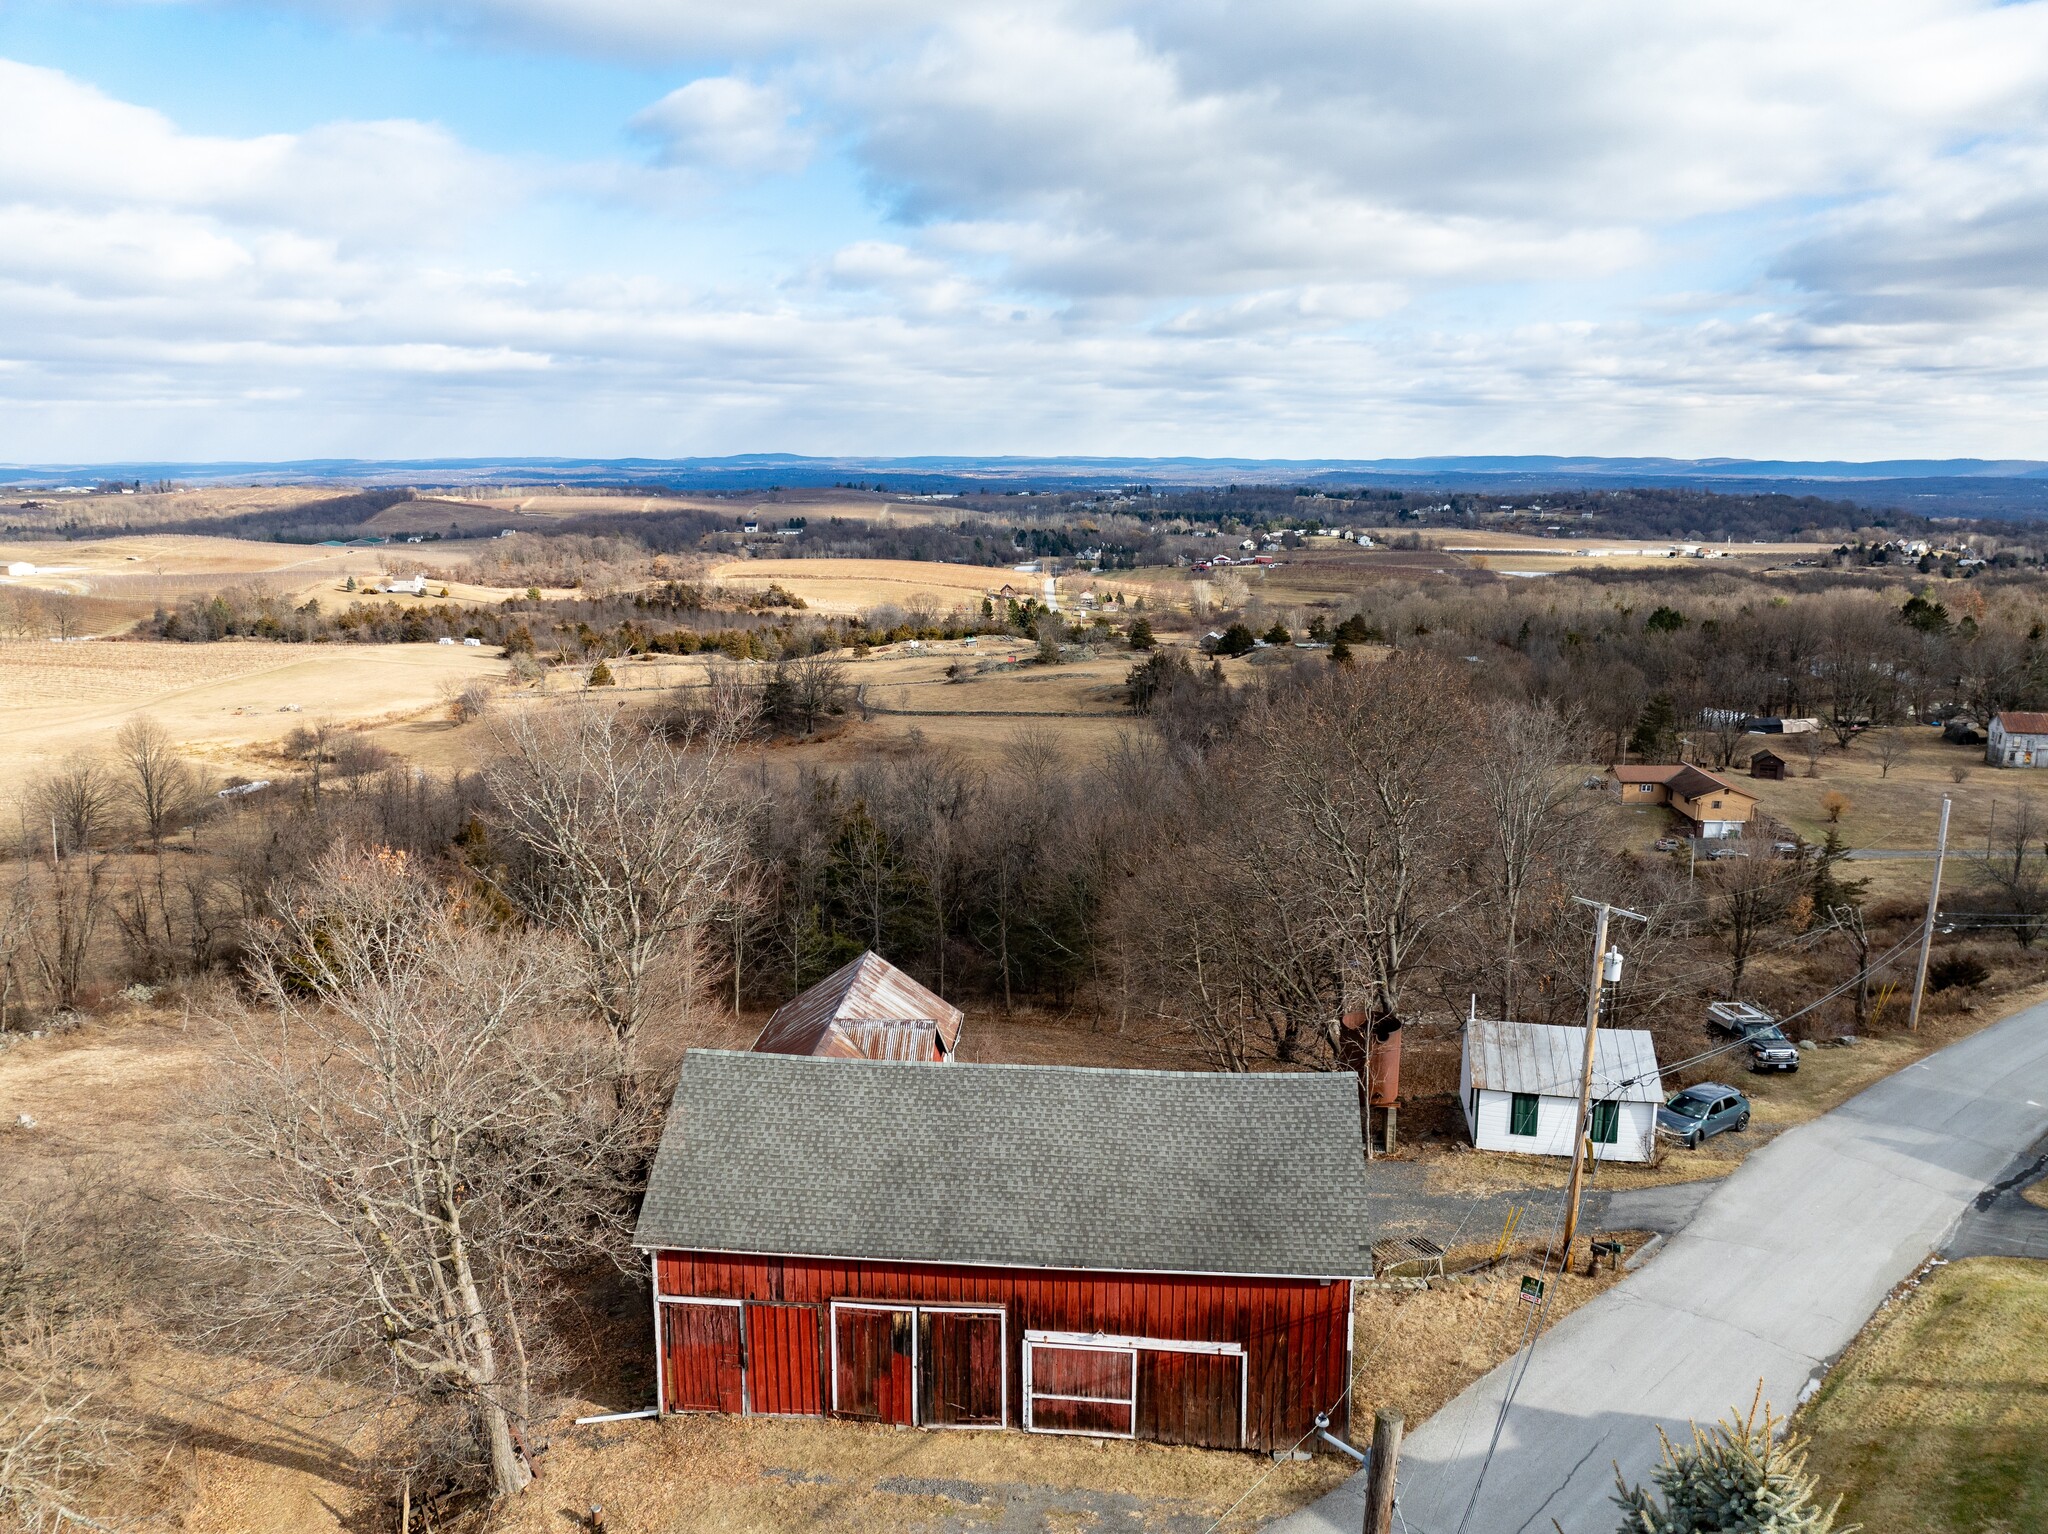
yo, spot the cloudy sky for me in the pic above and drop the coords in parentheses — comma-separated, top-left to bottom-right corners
(4, 0, 2048, 461)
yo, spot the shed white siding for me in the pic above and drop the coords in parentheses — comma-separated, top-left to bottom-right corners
(1459, 1014, 1662, 1164)
(1464, 1088, 1656, 1163)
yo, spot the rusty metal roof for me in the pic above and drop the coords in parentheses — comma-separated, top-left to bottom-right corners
(1465, 1018, 1663, 1103)
(750, 951, 965, 1059)
(1995, 711, 2048, 735)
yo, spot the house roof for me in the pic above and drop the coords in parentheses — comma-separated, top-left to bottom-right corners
(1994, 711, 2048, 735)
(1607, 764, 1686, 784)
(750, 951, 965, 1058)
(633, 1052, 1375, 1278)
(1464, 1018, 1664, 1104)
(1608, 763, 1752, 801)
(1665, 765, 1752, 802)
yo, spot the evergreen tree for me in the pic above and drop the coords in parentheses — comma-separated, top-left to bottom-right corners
(1612, 1401, 1855, 1533)
(1629, 693, 1680, 761)
(1127, 616, 1157, 650)
(587, 660, 615, 687)
(1264, 622, 1292, 646)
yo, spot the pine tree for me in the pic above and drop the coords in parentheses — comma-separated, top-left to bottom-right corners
(1128, 617, 1157, 650)
(1612, 1399, 1856, 1533)
(587, 660, 615, 687)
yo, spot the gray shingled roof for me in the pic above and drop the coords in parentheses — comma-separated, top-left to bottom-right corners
(634, 1051, 1374, 1278)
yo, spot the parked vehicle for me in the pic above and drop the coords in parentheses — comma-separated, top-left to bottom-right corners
(1658, 1084, 1752, 1147)
(1706, 1000, 1800, 1072)
(1652, 837, 1683, 852)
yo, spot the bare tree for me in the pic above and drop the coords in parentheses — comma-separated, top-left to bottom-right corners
(778, 653, 849, 736)
(1976, 799, 2048, 948)
(114, 716, 197, 845)
(28, 755, 117, 855)
(1871, 726, 1906, 779)
(1797, 729, 1825, 778)
(192, 847, 641, 1502)
(1474, 699, 1589, 1017)
(482, 703, 750, 1050)
(1710, 833, 1793, 995)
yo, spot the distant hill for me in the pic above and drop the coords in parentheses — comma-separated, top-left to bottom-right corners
(9, 454, 2048, 517)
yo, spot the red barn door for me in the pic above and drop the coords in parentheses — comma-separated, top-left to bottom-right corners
(662, 1301, 744, 1413)
(919, 1309, 1005, 1427)
(744, 1303, 824, 1416)
(833, 1304, 915, 1424)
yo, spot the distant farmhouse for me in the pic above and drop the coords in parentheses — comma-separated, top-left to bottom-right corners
(1987, 711, 2048, 768)
(1605, 763, 1756, 839)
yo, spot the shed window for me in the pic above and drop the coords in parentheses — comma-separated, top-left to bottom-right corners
(1509, 1093, 1539, 1137)
(1590, 1100, 1620, 1144)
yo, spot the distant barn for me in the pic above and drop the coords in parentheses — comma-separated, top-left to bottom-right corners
(751, 951, 964, 1063)
(1748, 749, 1787, 781)
(634, 1052, 1373, 1450)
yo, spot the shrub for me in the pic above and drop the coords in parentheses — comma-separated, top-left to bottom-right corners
(1929, 951, 1990, 991)
(587, 661, 616, 688)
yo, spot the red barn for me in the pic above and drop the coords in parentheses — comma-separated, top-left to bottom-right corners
(633, 1052, 1373, 1452)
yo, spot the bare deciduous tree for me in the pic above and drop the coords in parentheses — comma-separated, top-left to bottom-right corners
(191, 847, 642, 1502)
(114, 716, 198, 845)
(1474, 699, 1589, 1018)
(1871, 726, 1906, 779)
(28, 756, 117, 855)
(482, 703, 749, 1050)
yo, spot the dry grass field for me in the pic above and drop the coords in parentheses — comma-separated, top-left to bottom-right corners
(706, 556, 1010, 615)
(1801, 1256, 2048, 1532)
(0, 637, 508, 797)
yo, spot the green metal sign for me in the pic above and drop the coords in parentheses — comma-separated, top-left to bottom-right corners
(1520, 1275, 1545, 1304)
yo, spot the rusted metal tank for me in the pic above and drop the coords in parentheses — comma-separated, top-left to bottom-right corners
(1367, 1019, 1403, 1107)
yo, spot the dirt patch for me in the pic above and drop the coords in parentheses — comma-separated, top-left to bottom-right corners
(490, 1411, 1346, 1534)
(1353, 1235, 1646, 1429)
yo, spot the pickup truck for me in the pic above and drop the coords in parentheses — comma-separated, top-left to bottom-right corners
(1705, 1001, 1801, 1073)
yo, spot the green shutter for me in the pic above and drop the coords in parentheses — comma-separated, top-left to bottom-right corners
(1590, 1100, 1620, 1144)
(1510, 1093, 1539, 1136)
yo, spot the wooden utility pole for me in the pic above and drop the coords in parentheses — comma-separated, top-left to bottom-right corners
(1362, 1407, 1403, 1534)
(1561, 897, 1647, 1256)
(1907, 794, 1953, 1032)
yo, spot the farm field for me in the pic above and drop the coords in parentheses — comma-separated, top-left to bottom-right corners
(706, 556, 1017, 615)
(1800, 1256, 2048, 1532)
(0, 637, 508, 796)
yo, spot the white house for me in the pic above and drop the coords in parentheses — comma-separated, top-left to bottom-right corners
(1459, 1015, 1663, 1164)
(5, 561, 35, 578)
(379, 574, 428, 596)
(1987, 711, 2048, 768)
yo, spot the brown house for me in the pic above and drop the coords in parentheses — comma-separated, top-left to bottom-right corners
(1607, 763, 1757, 839)
(751, 951, 965, 1062)
(1749, 749, 1788, 781)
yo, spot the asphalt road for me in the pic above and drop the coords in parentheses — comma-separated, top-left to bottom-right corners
(1266, 999, 2048, 1534)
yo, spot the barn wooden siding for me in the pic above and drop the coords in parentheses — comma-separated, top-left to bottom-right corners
(654, 1249, 1353, 1452)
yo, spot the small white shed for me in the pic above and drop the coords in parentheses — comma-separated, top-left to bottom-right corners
(1459, 1016, 1663, 1164)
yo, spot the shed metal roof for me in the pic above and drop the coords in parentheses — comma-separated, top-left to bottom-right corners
(1994, 711, 2048, 735)
(634, 1052, 1375, 1278)
(750, 951, 965, 1058)
(1465, 1018, 1664, 1104)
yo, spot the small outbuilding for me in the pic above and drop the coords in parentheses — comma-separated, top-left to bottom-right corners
(1987, 711, 2048, 768)
(750, 950, 964, 1062)
(1459, 1016, 1663, 1163)
(635, 1052, 1373, 1450)
(1748, 749, 1787, 781)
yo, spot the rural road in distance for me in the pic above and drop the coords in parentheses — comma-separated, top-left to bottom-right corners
(1266, 998, 2048, 1534)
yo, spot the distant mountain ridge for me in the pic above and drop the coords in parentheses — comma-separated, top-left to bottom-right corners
(9, 454, 2048, 516)
(6, 453, 2048, 488)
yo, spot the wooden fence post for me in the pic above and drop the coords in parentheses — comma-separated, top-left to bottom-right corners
(1363, 1407, 1403, 1534)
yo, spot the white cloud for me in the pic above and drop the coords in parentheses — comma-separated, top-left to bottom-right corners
(633, 76, 812, 174)
(13, 3, 2048, 456)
